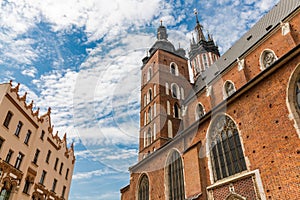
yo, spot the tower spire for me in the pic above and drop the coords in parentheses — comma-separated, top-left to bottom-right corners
(194, 9, 206, 42)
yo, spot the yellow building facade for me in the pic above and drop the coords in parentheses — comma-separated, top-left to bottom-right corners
(0, 81, 75, 200)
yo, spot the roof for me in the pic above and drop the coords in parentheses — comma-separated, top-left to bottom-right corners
(191, 0, 300, 97)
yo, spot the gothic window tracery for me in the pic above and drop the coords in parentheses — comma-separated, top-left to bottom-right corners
(138, 175, 149, 200)
(209, 115, 247, 181)
(166, 150, 185, 200)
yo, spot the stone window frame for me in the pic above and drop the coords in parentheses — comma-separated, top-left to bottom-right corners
(259, 49, 278, 70)
(223, 80, 236, 99)
(207, 114, 247, 182)
(195, 103, 206, 121)
(137, 174, 150, 200)
(170, 62, 179, 76)
(286, 63, 300, 138)
(164, 149, 185, 200)
(171, 83, 180, 99)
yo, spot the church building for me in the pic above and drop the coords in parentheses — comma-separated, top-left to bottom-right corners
(121, 1, 300, 199)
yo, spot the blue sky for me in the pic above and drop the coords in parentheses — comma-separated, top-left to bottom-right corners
(0, 0, 279, 199)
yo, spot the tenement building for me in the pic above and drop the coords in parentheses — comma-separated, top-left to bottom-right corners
(121, 1, 300, 200)
(0, 81, 75, 200)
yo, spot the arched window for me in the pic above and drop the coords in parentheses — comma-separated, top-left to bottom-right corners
(147, 128, 152, 145)
(167, 101, 171, 115)
(170, 62, 178, 76)
(260, 49, 278, 70)
(209, 115, 247, 181)
(138, 175, 149, 200)
(144, 112, 146, 126)
(148, 107, 152, 123)
(166, 150, 185, 200)
(168, 120, 173, 138)
(153, 103, 156, 117)
(181, 87, 185, 100)
(148, 89, 152, 102)
(171, 83, 180, 99)
(286, 63, 300, 137)
(153, 84, 157, 97)
(165, 83, 169, 95)
(174, 103, 180, 118)
(144, 94, 147, 107)
(147, 67, 153, 81)
(224, 81, 236, 98)
(153, 123, 156, 140)
(195, 103, 205, 120)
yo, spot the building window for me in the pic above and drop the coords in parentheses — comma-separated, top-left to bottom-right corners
(166, 150, 185, 200)
(0, 181, 12, 200)
(168, 120, 173, 138)
(170, 62, 178, 76)
(153, 84, 157, 97)
(224, 81, 236, 98)
(14, 152, 24, 169)
(46, 150, 51, 163)
(144, 94, 147, 107)
(40, 170, 47, 185)
(174, 103, 180, 118)
(144, 112, 147, 126)
(147, 128, 151, 146)
(5, 150, 13, 163)
(209, 115, 247, 181)
(14, 121, 23, 137)
(3, 111, 13, 128)
(260, 49, 278, 70)
(286, 63, 300, 137)
(23, 178, 31, 194)
(171, 83, 180, 99)
(59, 163, 64, 175)
(148, 107, 152, 122)
(51, 179, 57, 192)
(24, 130, 32, 145)
(40, 130, 45, 140)
(32, 149, 40, 165)
(167, 101, 170, 115)
(138, 174, 149, 200)
(203, 53, 208, 68)
(0, 137, 4, 150)
(148, 89, 152, 102)
(62, 186, 66, 199)
(195, 103, 205, 120)
(147, 67, 153, 81)
(165, 83, 169, 95)
(54, 158, 59, 170)
(65, 168, 69, 180)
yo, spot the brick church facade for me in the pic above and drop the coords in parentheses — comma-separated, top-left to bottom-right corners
(121, 1, 300, 199)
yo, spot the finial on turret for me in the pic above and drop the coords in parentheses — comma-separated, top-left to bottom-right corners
(194, 8, 199, 23)
(160, 19, 163, 26)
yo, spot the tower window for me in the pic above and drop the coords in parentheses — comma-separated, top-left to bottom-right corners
(174, 103, 180, 118)
(209, 115, 247, 181)
(138, 175, 149, 200)
(202, 54, 208, 68)
(3, 111, 13, 128)
(147, 67, 153, 81)
(166, 150, 185, 200)
(170, 62, 179, 76)
(171, 83, 180, 99)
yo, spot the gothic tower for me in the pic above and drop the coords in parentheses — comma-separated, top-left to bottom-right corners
(189, 10, 220, 82)
(139, 22, 190, 160)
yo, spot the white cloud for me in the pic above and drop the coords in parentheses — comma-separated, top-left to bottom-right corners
(72, 168, 116, 180)
(21, 66, 38, 77)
